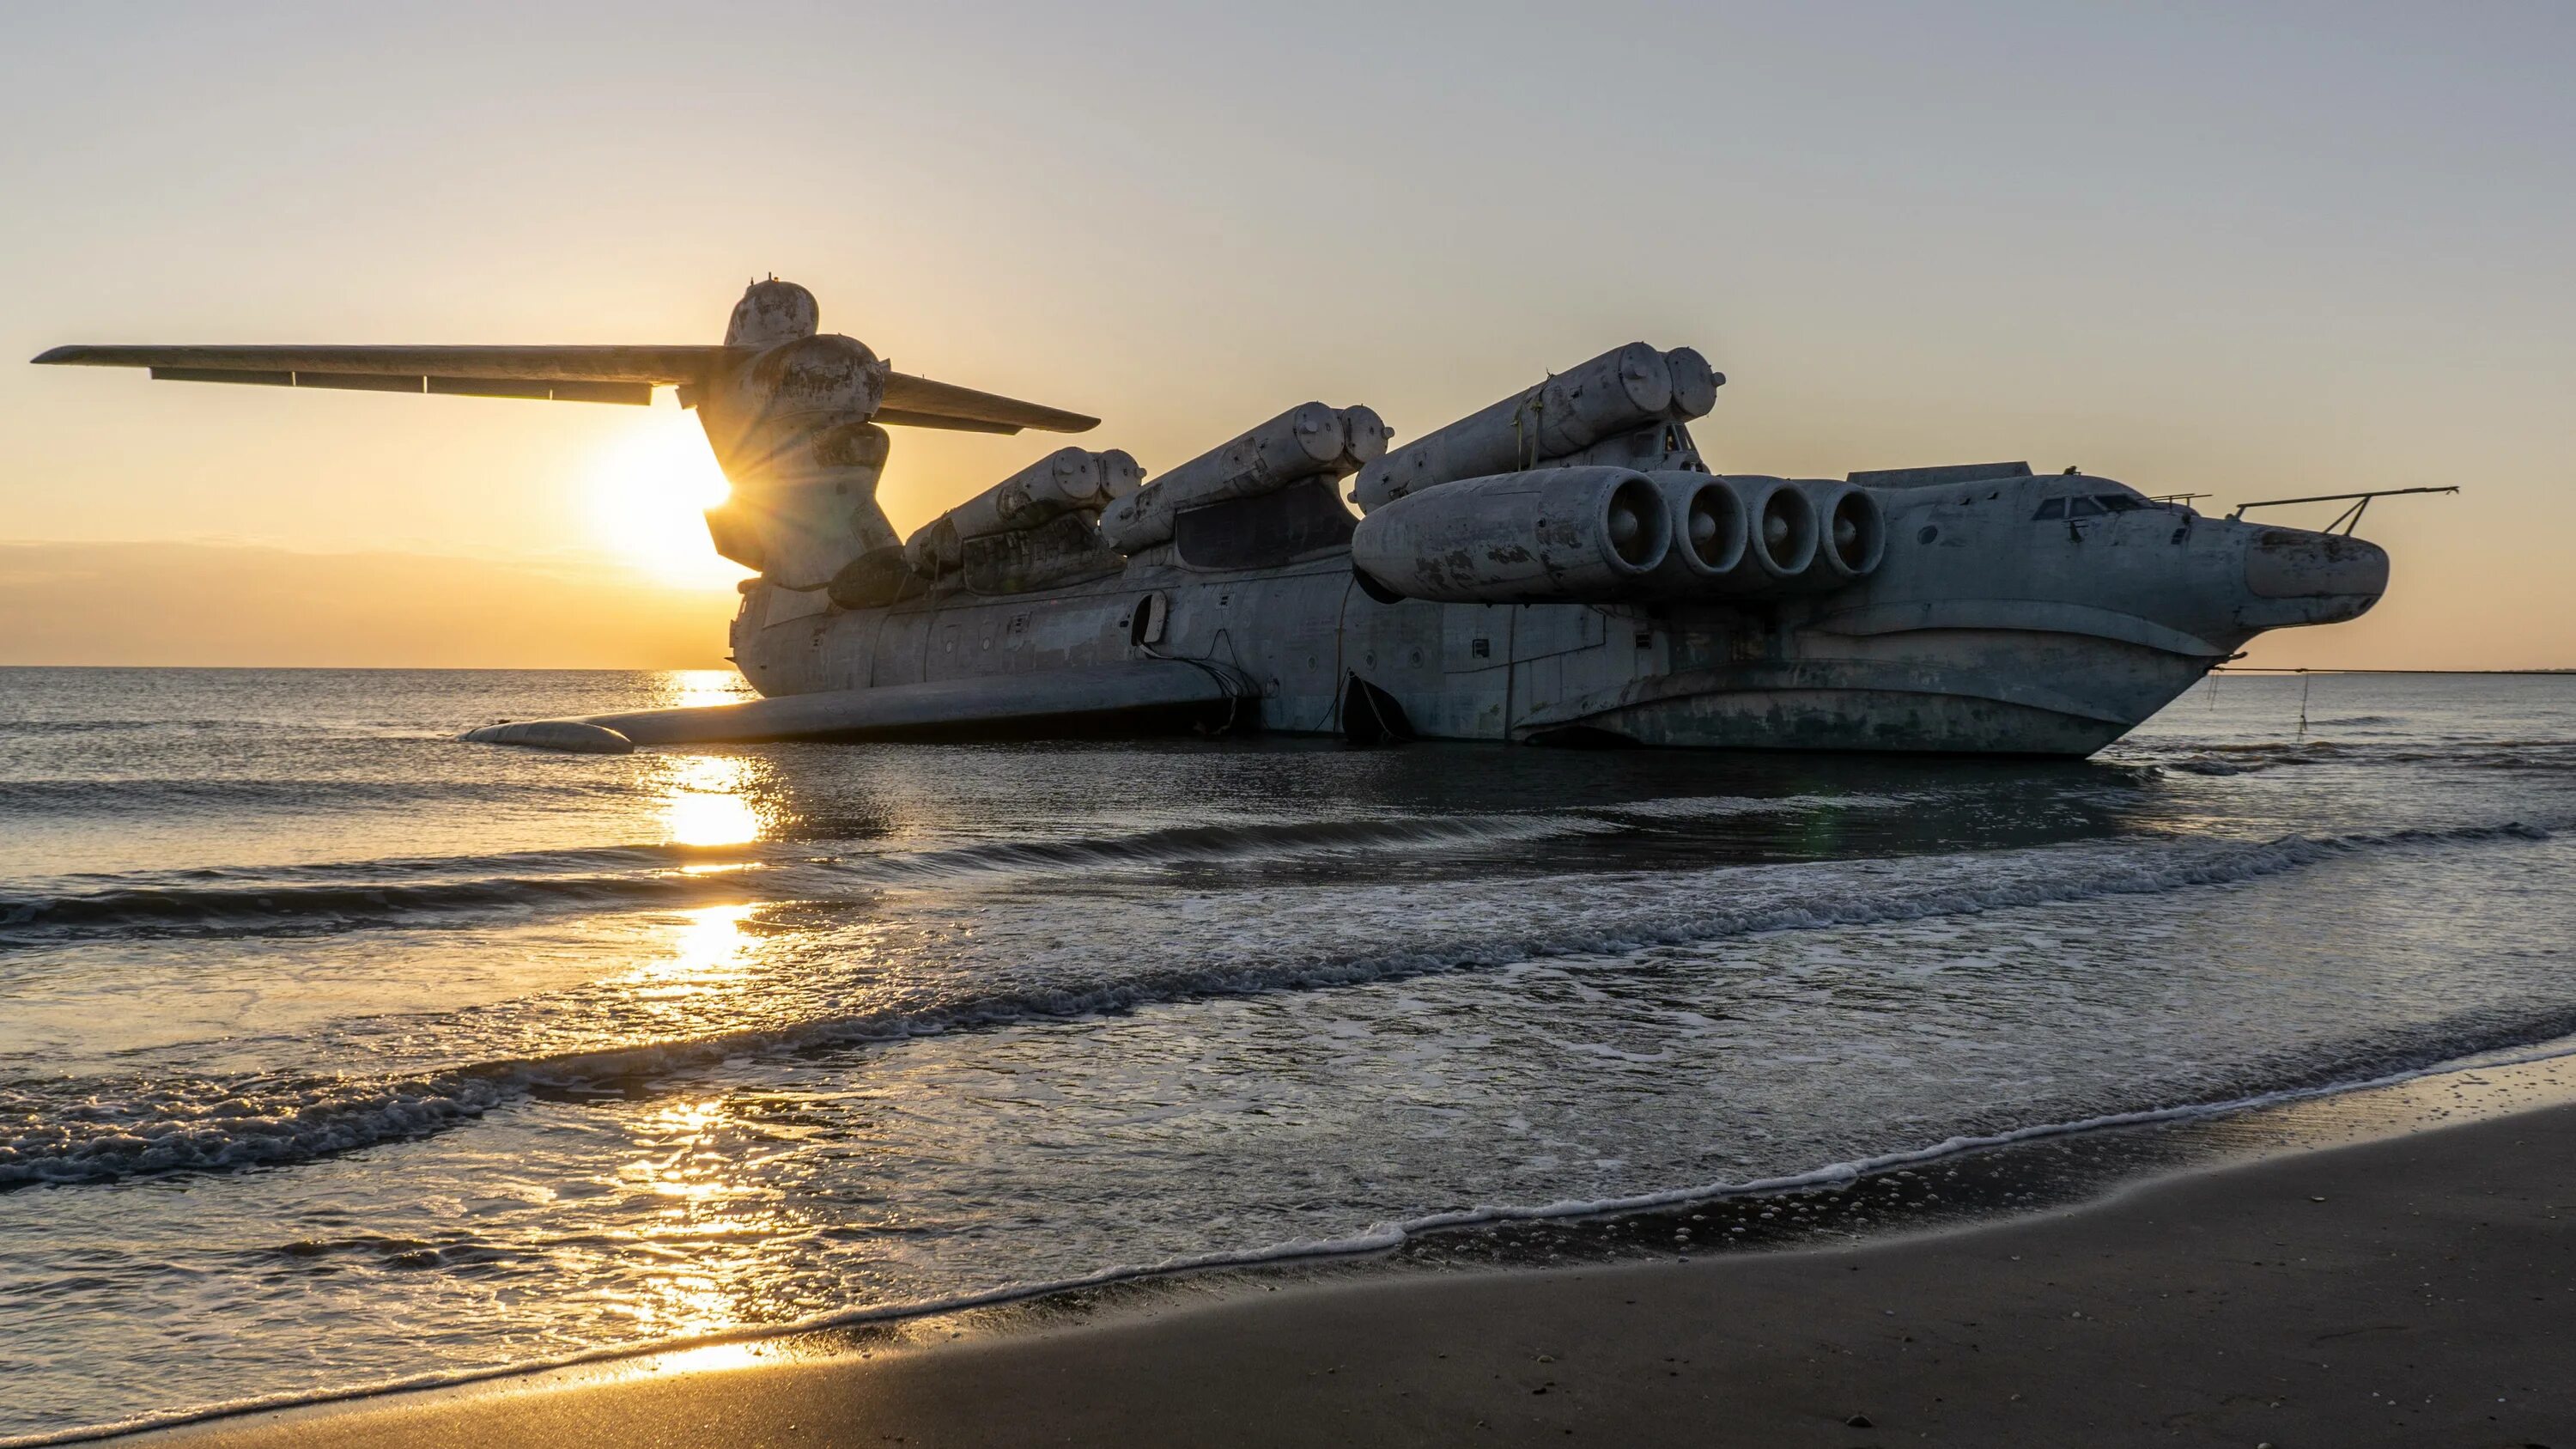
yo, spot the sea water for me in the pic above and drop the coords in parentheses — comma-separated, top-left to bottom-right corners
(3, 667, 2572, 1439)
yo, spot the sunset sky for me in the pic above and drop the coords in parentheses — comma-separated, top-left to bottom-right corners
(2, 2, 2568, 668)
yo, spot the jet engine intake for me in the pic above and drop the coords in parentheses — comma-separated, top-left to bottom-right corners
(1704, 476, 1820, 592)
(1790, 480, 1887, 589)
(1348, 467, 1671, 604)
(1636, 471, 1747, 595)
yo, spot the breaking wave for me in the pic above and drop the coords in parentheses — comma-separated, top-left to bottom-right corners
(2123, 738, 2576, 777)
(6, 815, 2558, 1189)
(0, 776, 623, 817)
(0, 813, 1616, 945)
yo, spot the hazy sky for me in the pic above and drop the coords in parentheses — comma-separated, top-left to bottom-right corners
(2, 1, 2569, 667)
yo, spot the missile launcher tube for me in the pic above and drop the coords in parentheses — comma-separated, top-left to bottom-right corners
(904, 447, 1148, 578)
(944, 447, 1103, 542)
(1098, 402, 1349, 552)
(1347, 467, 1672, 604)
(1662, 347, 1722, 421)
(1351, 343, 1688, 512)
(1335, 405, 1391, 472)
(1095, 448, 1145, 501)
(903, 515, 962, 577)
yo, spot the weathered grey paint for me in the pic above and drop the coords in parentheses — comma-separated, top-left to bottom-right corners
(727, 467, 2383, 757)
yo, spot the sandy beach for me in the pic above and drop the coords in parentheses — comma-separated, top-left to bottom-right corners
(121, 1096, 2574, 1449)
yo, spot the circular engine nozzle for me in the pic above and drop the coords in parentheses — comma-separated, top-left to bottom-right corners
(1794, 481, 1888, 586)
(1600, 472, 1674, 575)
(1732, 476, 1820, 582)
(1637, 472, 1749, 595)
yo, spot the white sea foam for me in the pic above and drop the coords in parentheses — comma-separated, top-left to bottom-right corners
(1582, 790, 1918, 820)
(0, 812, 1613, 942)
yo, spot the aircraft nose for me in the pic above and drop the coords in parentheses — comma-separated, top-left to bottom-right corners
(2243, 527, 2389, 620)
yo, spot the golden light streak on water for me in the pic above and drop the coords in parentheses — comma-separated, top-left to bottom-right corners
(626, 904, 757, 1004)
(605, 1097, 799, 1340)
(660, 668, 755, 710)
(659, 754, 762, 848)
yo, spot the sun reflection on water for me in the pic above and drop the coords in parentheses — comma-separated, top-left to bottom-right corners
(659, 753, 762, 848)
(606, 1094, 796, 1341)
(626, 904, 757, 1004)
(659, 669, 756, 710)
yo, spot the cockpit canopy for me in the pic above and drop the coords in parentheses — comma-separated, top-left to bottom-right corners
(2032, 478, 2171, 521)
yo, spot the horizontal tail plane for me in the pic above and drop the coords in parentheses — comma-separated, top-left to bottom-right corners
(30, 344, 1097, 433)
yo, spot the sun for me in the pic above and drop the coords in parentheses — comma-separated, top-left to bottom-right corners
(583, 411, 753, 588)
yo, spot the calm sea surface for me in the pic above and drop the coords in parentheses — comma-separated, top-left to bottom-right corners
(3, 667, 2573, 1438)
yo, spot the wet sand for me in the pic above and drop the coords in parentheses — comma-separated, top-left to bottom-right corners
(136, 1097, 2576, 1449)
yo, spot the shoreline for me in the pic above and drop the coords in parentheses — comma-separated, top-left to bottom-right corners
(52, 1044, 2576, 1447)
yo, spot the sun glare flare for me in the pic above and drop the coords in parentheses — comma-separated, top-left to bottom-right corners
(585, 413, 750, 589)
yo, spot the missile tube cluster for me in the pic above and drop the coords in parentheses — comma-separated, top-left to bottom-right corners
(878, 338, 1883, 610)
(904, 447, 1141, 575)
(1097, 403, 1388, 552)
(1344, 344, 1884, 606)
(1350, 343, 1719, 512)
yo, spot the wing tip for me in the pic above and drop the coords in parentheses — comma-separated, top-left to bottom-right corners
(31, 345, 89, 365)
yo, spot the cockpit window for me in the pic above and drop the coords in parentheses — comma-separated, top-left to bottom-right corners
(2094, 494, 2145, 513)
(2067, 496, 2105, 518)
(2032, 497, 2067, 521)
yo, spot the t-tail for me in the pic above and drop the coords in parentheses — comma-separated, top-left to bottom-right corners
(31, 279, 1099, 591)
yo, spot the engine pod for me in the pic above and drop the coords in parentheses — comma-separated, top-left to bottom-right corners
(1792, 480, 1888, 588)
(1349, 466, 1671, 604)
(1708, 476, 1820, 593)
(1637, 471, 1747, 595)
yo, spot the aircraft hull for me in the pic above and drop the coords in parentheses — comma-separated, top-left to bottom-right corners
(726, 474, 2385, 758)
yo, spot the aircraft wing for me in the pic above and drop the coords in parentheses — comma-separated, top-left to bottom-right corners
(31, 344, 1099, 432)
(463, 661, 1233, 751)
